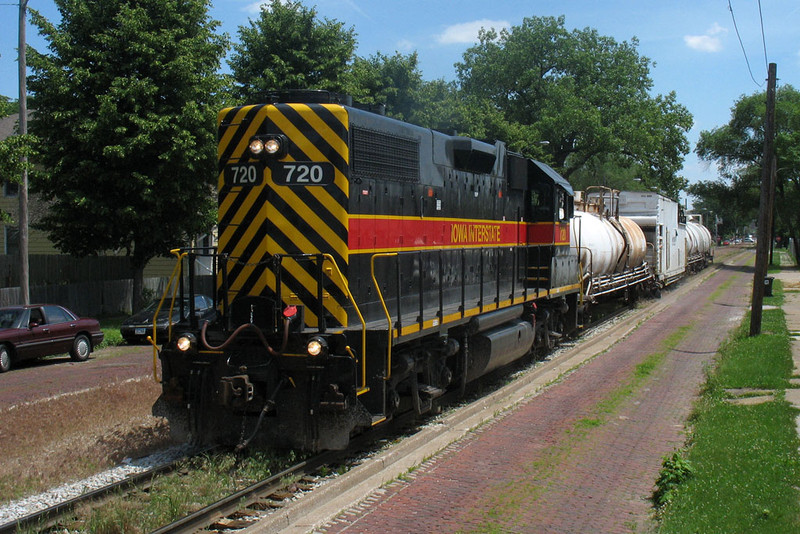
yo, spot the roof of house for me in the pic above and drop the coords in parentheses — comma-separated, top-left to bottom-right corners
(0, 113, 20, 141)
(0, 112, 34, 141)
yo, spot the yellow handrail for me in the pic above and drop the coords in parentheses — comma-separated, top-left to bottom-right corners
(370, 252, 397, 380)
(150, 249, 187, 382)
(320, 254, 368, 393)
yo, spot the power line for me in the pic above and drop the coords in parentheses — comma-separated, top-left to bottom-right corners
(757, 0, 769, 73)
(727, 0, 763, 87)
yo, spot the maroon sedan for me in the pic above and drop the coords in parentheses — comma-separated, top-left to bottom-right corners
(0, 304, 104, 372)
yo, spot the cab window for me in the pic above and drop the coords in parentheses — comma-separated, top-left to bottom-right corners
(529, 184, 553, 222)
(557, 189, 568, 222)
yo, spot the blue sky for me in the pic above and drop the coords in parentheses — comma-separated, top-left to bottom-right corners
(1, 0, 799, 191)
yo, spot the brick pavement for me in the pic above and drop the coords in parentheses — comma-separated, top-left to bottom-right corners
(317, 256, 753, 533)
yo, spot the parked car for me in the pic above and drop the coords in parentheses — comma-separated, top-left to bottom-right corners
(0, 304, 104, 373)
(120, 295, 216, 344)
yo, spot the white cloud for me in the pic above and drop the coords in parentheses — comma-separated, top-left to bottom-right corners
(396, 39, 415, 52)
(243, 1, 267, 14)
(436, 19, 510, 45)
(684, 23, 728, 53)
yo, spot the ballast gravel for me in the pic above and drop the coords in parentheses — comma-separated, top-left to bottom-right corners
(0, 444, 194, 527)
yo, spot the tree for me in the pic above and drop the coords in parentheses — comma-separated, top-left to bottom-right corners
(455, 15, 692, 197)
(27, 0, 228, 309)
(687, 179, 758, 238)
(694, 85, 800, 246)
(343, 52, 423, 121)
(0, 95, 14, 118)
(229, 0, 356, 103)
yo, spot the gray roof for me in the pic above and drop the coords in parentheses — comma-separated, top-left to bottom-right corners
(0, 112, 34, 141)
(0, 113, 20, 141)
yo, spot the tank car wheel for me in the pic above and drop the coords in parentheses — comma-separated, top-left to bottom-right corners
(70, 334, 91, 362)
(0, 344, 11, 372)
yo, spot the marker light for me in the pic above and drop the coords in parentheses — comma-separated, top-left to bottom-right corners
(307, 336, 328, 356)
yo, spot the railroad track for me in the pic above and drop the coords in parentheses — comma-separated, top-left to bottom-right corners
(150, 450, 340, 534)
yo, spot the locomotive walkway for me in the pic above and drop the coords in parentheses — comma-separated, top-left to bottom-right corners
(252, 248, 765, 533)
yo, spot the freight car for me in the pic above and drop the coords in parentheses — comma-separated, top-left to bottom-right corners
(686, 214, 714, 271)
(154, 90, 583, 451)
(152, 91, 712, 451)
(571, 187, 654, 302)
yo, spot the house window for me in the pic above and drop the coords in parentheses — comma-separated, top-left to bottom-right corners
(4, 225, 18, 255)
(3, 181, 18, 197)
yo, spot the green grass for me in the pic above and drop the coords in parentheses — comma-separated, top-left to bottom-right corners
(657, 277, 800, 533)
(98, 315, 126, 349)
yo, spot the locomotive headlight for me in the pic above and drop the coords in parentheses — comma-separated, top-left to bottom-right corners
(248, 138, 265, 155)
(307, 336, 328, 357)
(176, 333, 197, 353)
(248, 134, 288, 159)
(264, 138, 282, 154)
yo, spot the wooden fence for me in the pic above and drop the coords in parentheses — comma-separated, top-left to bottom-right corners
(0, 277, 169, 317)
(0, 254, 165, 316)
(0, 254, 134, 287)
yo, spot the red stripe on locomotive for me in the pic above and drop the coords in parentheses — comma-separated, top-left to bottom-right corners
(348, 217, 570, 251)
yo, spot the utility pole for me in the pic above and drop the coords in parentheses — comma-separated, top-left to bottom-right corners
(18, 0, 29, 304)
(749, 62, 777, 336)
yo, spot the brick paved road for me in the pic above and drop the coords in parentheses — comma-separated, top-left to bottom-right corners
(318, 255, 753, 533)
(0, 344, 152, 407)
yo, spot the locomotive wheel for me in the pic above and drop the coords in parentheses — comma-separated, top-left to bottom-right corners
(70, 334, 91, 362)
(0, 344, 11, 372)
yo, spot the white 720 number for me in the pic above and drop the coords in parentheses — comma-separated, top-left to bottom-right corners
(282, 163, 326, 183)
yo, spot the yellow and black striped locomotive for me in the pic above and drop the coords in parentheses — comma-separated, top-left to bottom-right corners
(154, 91, 581, 451)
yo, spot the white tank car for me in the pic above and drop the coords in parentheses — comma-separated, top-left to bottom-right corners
(571, 210, 647, 277)
(571, 188, 653, 300)
(686, 215, 714, 269)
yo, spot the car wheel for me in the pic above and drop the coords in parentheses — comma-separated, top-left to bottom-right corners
(70, 334, 91, 362)
(0, 344, 11, 372)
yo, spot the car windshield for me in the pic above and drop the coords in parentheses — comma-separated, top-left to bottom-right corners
(139, 298, 199, 314)
(0, 309, 22, 329)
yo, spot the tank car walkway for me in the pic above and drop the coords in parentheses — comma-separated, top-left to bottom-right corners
(258, 249, 758, 533)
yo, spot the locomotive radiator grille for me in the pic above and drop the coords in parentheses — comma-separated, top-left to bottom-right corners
(216, 103, 351, 329)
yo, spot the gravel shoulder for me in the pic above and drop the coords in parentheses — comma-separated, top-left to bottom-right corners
(0, 343, 175, 505)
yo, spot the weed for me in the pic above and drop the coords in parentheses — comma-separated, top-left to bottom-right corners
(653, 450, 694, 508)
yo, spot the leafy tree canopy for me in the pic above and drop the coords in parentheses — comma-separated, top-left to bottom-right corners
(229, 0, 356, 103)
(27, 0, 228, 302)
(343, 51, 423, 122)
(455, 15, 692, 197)
(693, 85, 800, 242)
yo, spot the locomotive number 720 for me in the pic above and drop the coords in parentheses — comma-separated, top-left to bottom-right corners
(273, 162, 335, 186)
(224, 162, 264, 186)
